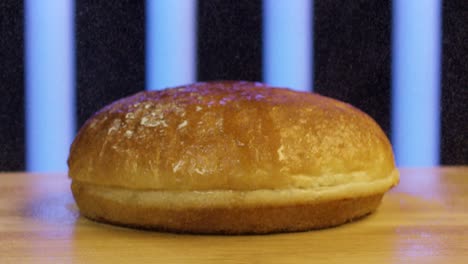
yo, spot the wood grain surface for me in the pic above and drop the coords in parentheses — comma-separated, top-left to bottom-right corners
(1, 167, 467, 263)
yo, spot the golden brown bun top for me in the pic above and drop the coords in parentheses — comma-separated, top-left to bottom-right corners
(68, 81, 397, 191)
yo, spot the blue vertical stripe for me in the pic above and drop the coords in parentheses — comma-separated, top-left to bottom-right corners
(263, 0, 313, 92)
(392, 0, 442, 166)
(146, 0, 197, 90)
(25, 0, 75, 172)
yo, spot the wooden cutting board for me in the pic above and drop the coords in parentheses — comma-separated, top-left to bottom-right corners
(1, 167, 467, 263)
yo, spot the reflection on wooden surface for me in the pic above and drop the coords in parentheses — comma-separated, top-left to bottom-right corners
(0, 167, 467, 263)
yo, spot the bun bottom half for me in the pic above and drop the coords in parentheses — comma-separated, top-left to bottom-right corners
(71, 173, 397, 234)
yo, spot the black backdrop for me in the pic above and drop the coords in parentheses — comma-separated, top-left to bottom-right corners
(1, 0, 466, 171)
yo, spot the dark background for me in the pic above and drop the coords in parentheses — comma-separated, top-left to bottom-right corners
(1, 0, 466, 171)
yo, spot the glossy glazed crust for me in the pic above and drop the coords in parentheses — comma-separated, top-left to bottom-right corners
(72, 181, 385, 234)
(68, 81, 398, 191)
